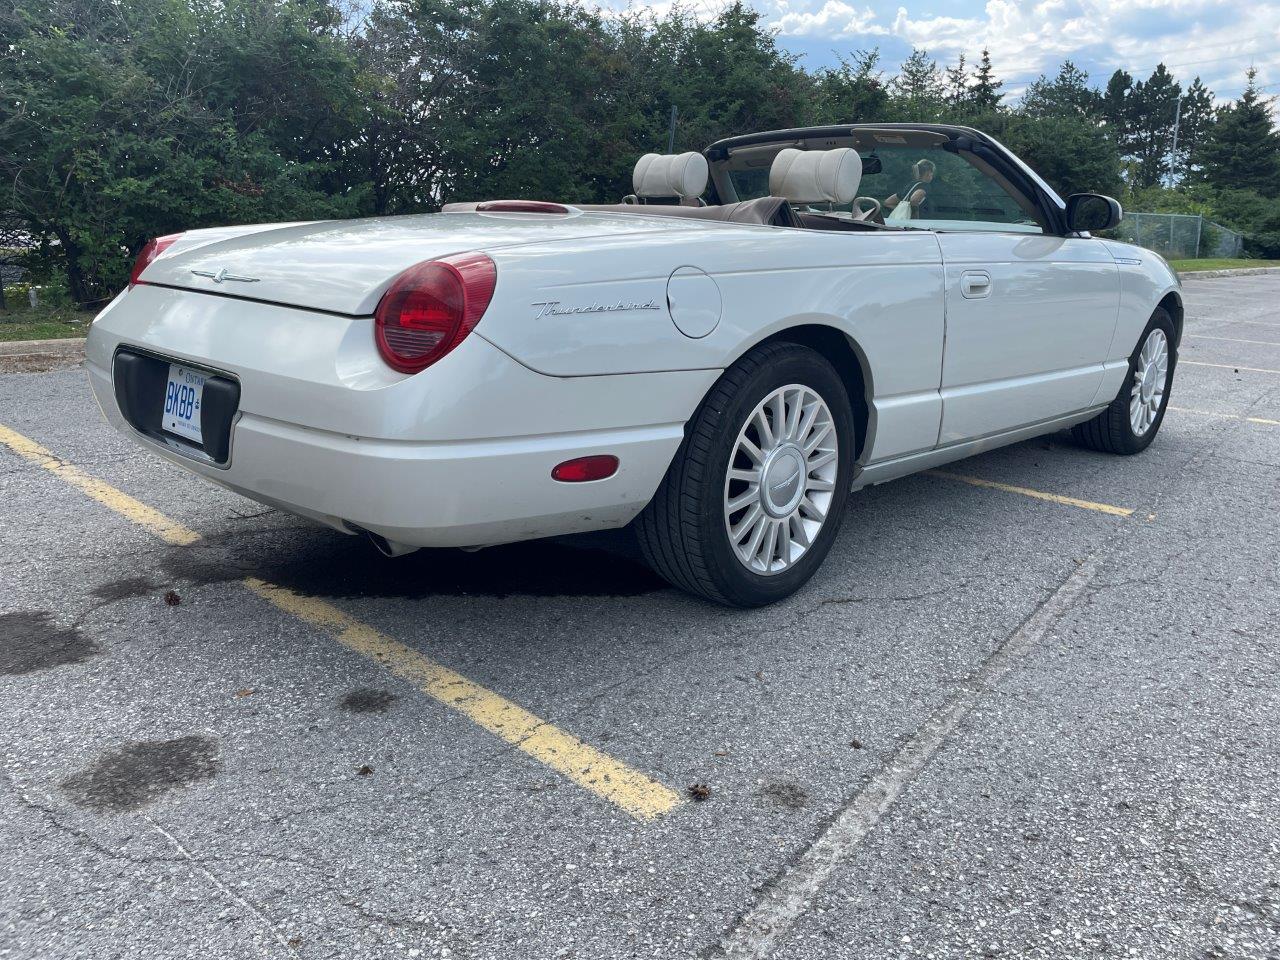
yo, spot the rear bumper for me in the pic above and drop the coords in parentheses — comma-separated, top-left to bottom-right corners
(86, 286, 715, 547)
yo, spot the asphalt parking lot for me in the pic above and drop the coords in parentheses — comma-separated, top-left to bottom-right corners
(2, 274, 1278, 960)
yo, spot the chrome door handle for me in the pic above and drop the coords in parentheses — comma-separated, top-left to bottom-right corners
(960, 270, 992, 299)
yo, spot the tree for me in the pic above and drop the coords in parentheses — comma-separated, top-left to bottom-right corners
(1212, 190, 1280, 256)
(811, 50, 889, 124)
(0, 214, 27, 312)
(622, 2, 812, 154)
(1021, 61, 1101, 120)
(1100, 70, 1134, 155)
(344, 1, 446, 215)
(0, 0, 366, 305)
(350, 0, 814, 208)
(998, 113, 1124, 198)
(969, 48, 1003, 112)
(1006, 61, 1121, 196)
(400, 0, 621, 205)
(944, 53, 969, 107)
(1172, 77, 1215, 183)
(1198, 68, 1280, 197)
(4, 0, 1271, 299)
(889, 49, 945, 120)
(1127, 64, 1181, 188)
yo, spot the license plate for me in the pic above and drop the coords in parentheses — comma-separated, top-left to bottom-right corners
(162, 364, 206, 444)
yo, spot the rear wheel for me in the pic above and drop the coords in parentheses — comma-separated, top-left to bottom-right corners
(1072, 307, 1176, 455)
(636, 342, 854, 606)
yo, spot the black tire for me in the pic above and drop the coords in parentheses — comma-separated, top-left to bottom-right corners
(636, 341, 855, 607)
(1072, 307, 1177, 455)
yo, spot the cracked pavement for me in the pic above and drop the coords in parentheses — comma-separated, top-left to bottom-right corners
(1, 275, 1278, 959)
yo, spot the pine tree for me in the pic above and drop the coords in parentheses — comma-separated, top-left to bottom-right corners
(1172, 77, 1215, 183)
(890, 48, 945, 120)
(1100, 69, 1133, 152)
(944, 53, 969, 109)
(1128, 63, 1181, 187)
(1021, 61, 1101, 120)
(1199, 68, 1280, 197)
(969, 48, 1003, 112)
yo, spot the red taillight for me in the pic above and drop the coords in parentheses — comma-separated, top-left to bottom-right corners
(476, 200, 571, 215)
(552, 455, 619, 482)
(129, 233, 183, 287)
(374, 252, 497, 374)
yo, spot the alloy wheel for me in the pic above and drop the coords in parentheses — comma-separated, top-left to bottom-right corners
(1130, 327, 1169, 437)
(723, 384, 839, 575)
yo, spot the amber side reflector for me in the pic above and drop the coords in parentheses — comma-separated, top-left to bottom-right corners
(552, 455, 619, 482)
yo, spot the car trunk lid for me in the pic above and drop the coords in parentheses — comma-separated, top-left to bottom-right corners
(138, 211, 702, 316)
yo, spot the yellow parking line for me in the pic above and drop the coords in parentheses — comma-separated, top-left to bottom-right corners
(1167, 406, 1280, 426)
(1185, 334, 1280, 347)
(927, 470, 1133, 516)
(0, 424, 200, 546)
(1182, 360, 1280, 375)
(246, 579, 681, 820)
(0, 424, 682, 821)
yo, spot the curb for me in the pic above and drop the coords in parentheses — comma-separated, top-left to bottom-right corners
(1179, 267, 1280, 280)
(0, 336, 87, 356)
(0, 337, 86, 372)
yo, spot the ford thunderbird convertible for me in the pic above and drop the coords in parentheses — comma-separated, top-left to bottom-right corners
(87, 123, 1181, 606)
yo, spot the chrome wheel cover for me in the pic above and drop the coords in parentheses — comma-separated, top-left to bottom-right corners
(723, 384, 839, 576)
(1130, 328, 1170, 437)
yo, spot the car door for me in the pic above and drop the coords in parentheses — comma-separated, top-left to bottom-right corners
(936, 230, 1120, 445)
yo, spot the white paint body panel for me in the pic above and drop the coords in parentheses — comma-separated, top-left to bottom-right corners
(937, 232, 1120, 443)
(140, 211, 709, 316)
(86, 284, 715, 547)
(88, 210, 1178, 549)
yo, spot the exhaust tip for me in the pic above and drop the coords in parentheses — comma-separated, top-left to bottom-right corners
(361, 529, 420, 558)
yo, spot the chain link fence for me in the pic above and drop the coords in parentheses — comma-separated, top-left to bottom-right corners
(1104, 212, 1244, 260)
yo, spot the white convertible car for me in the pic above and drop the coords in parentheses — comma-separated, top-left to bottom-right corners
(87, 123, 1180, 606)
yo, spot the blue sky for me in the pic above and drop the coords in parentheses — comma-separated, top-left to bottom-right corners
(602, 0, 1280, 106)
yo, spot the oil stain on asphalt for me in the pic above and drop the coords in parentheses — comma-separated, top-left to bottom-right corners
(90, 576, 158, 602)
(0, 611, 100, 675)
(759, 780, 810, 811)
(61, 735, 220, 812)
(340, 687, 399, 714)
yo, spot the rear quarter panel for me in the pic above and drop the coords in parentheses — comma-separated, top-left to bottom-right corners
(86, 284, 717, 444)
(482, 223, 946, 462)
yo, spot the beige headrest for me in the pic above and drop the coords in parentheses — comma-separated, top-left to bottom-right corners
(769, 148, 862, 205)
(633, 152, 709, 200)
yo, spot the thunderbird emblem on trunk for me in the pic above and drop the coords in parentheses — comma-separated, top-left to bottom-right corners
(191, 268, 260, 284)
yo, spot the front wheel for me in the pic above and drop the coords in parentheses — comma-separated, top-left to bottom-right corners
(1073, 307, 1176, 455)
(636, 342, 854, 606)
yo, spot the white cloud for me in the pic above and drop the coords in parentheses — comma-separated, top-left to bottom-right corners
(772, 1, 888, 37)
(761, 0, 1280, 103)
(587, 0, 1280, 105)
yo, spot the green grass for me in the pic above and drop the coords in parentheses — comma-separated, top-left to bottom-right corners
(1169, 258, 1280, 272)
(0, 306, 94, 342)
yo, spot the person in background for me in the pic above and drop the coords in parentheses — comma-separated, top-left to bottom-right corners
(884, 159, 936, 221)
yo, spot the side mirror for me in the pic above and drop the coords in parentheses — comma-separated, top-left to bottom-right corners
(1066, 193, 1122, 233)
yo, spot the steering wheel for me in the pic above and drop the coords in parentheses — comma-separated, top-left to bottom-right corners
(853, 196, 882, 221)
